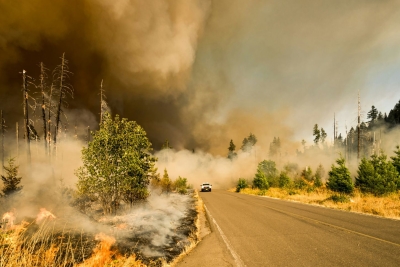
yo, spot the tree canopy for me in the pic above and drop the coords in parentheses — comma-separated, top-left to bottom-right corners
(327, 156, 353, 194)
(75, 113, 157, 214)
(356, 153, 399, 196)
(1, 158, 23, 197)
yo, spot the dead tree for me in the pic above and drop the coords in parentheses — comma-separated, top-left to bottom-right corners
(22, 70, 31, 162)
(53, 53, 73, 153)
(39, 62, 48, 154)
(47, 83, 54, 155)
(99, 79, 110, 125)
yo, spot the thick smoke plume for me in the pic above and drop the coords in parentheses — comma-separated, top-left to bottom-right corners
(2, 1, 400, 153)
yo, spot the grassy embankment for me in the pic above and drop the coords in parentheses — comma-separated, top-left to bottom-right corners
(232, 187, 400, 219)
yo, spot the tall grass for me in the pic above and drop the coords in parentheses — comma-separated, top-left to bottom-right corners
(0, 219, 145, 267)
(235, 187, 400, 219)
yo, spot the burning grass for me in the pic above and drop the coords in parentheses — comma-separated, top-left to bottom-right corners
(0, 192, 200, 267)
(234, 187, 400, 219)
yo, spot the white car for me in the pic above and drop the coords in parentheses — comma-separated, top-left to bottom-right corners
(200, 183, 212, 192)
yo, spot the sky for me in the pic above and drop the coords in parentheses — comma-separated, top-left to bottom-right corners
(1, 0, 400, 155)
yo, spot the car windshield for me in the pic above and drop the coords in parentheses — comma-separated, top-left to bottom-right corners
(202, 184, 210, 186)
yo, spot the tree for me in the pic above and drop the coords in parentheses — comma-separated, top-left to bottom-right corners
(320, 128, 327, 144)
(356, 153, 400, 196)
(160, 168, 172, 193)
(253, 168, 269, 190)
(278, 171, 291, 188)
(53, 53, 73, 149)
(76, 113, 156, 214)
(227, 139, 237, 160)
(367, 105, 379, 123)
(314, 164, 325, 187)
(327, 156, 353, 194)
(241, 133, 257, 152)
(391, 146, 400, 184)
(269, 137, 281, 157)
(1, 158, 23, 196)
(301, 167, 313, 182)
(257, 160, 278, 187)
(236, 178, 248, 192)
(161, 139, 173, 150)
(174, 176, 188, 194)
(313, 124, 320, 145)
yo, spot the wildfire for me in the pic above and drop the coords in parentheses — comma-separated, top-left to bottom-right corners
(36, 208, 56, 223)
(1, 211, 16, 229)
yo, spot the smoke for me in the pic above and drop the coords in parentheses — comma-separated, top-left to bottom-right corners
(2, 1, 400, 157)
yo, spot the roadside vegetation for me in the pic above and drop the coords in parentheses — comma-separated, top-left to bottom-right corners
(233, 151, 400, 219)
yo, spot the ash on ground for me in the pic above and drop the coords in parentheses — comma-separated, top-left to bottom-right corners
(96, 191, 198, 265)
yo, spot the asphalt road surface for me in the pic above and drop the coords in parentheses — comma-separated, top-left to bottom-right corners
(179, 189, 400, 267)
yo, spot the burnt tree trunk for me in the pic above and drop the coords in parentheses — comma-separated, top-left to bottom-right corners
(54, 54, 65, 149)
(39, 62, 47, 154)
(22, 70, 31, 162)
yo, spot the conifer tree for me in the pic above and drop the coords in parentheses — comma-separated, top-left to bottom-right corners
(227, 139, 237, 159)
(327, 156, 353, 194)
(1, 158, 22, 196)
(313, 124, 320, 144)
(356, 152, 400, 196)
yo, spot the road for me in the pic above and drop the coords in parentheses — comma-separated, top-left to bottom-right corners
(178, 189, 400, 267)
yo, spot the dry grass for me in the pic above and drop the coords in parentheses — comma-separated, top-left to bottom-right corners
(235, 187, 400, 219)
(0, 219, 145, 267)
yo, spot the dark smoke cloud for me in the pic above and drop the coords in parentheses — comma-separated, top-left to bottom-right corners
(1, 0, 400, 154)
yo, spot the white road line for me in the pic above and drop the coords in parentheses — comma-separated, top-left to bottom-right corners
(204, 205, 245, 267)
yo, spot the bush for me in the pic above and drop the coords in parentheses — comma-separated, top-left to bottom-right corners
(293, 178, 307, 190)
(356, 153, 400, 196)
(327, 194, 350, 203)
(301, 167, 313, 182)
(160, 169, 172, 193)
(327, 156, 353, 194)
(174, 176, 188, 194)
(253, 168, 269, 190)
(236, 178, 248, 192)
(314, 164, 324, 187)
(278, 172, 291, 188)
(257, 160, 278, 187)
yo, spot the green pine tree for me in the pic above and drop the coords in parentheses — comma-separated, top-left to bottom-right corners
(356, 153, 400, 196)
(1, 158, 23, 197)
(327, 156, 353, 194)
(313, 124, 320, 145)
(227, 139, 237, 160)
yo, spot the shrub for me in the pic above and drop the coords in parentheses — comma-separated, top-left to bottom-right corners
(314, 164, 324, 187)
(236, 178, 248, 192)
(356, 153, 400, 196)
(327, 194, 350, 203)
(293, 178, 307, 190)
(160, 169, 172, 193)
(278, 172, 291, 188)
(301, 167, 313, 182)
(253, 168, 269, 190)
(327, 156, 353, 194)
(257, 160, 278, 187)
(174, 176, 188, 194)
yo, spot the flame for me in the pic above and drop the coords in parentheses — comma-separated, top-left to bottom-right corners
(2, 212, 16, 229)
(36, 208, 56, 223)
(78, 233, 145, 267)
(78, 233, 116, 266)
